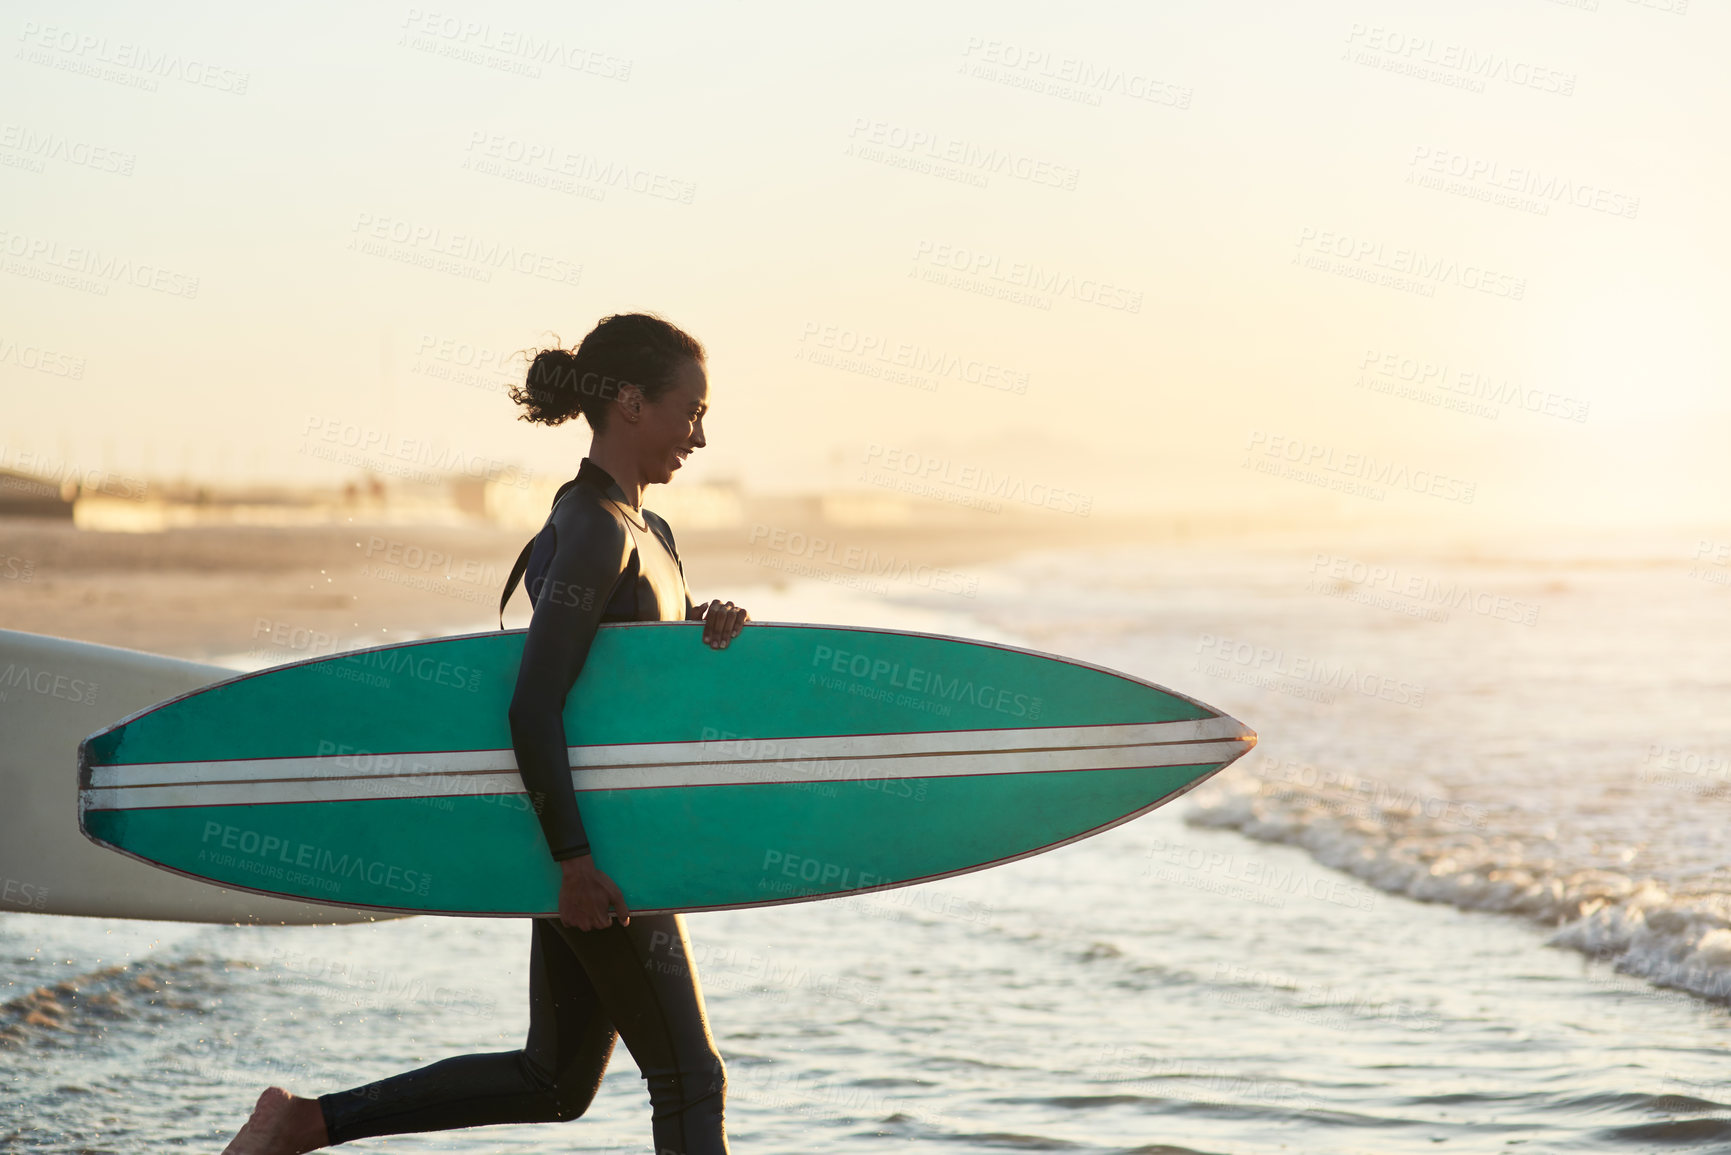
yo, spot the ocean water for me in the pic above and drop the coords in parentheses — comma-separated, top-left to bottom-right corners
(4, 531, 1730, 1154)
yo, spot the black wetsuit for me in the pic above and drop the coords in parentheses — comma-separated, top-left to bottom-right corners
(317, 459, 729, 1154)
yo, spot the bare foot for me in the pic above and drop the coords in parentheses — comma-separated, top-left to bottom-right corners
(221, 1086, 328, 1155)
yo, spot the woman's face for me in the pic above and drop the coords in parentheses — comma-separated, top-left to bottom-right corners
(636, 358, 708, 485)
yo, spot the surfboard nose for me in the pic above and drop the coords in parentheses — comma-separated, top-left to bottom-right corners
(1209, 711, 1258, 757)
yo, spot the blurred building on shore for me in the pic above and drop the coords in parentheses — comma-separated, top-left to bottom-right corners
(0, 464, 970, 534)
(0, 468, 75, 519)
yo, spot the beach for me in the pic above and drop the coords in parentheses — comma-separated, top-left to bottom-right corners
(0, 511, 1123, 662)
(3, 517, 1730, 1153)
(5, 0, 1724, 1148)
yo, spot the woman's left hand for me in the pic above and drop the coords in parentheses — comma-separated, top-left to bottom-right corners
(698, 599, 749, 649)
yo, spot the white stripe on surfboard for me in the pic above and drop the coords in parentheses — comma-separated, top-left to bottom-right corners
(86, 716, 1251, 790)
(83, 737, 1251, 812)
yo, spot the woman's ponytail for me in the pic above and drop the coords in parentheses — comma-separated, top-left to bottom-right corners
(510, 313, 705, 430)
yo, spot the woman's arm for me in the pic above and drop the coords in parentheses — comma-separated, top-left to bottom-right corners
(506, 499, 630, 862)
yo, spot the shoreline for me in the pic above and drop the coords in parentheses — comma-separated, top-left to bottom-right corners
(4, 514, 1727, 663)
(0, 512, 1157, 662)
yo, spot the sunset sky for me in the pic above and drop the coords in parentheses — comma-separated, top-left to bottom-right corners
(3, 0, 1726, 528)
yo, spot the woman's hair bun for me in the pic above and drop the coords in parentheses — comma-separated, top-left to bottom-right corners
(513, 346, 586, 426)
(511, 313, 705, 431)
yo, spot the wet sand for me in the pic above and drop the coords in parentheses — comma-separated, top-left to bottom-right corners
(0, 512, 1155, 661)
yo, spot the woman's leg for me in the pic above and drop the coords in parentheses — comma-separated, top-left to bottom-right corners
(316, 917, 616, 1144)
(551, 912, 729, 1155)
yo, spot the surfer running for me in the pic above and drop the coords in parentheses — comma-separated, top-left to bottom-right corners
(222, 313, 746, 1155)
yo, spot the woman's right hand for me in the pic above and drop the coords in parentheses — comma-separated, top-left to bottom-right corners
(557, 855, 631, 931)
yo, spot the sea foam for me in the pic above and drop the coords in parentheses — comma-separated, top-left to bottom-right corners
(1185, 774, 1731, 1003)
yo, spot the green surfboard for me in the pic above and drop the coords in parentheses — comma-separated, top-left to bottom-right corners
(78, 623, 1256, 917)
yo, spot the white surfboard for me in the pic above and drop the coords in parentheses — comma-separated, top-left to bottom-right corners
(0, 628, 405, 924)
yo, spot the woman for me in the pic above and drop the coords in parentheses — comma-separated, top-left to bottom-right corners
(223, 313, 747, 1155)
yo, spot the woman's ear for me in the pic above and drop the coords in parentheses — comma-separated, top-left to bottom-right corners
(615, 382, 645, 423)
